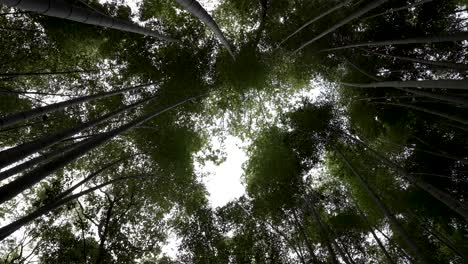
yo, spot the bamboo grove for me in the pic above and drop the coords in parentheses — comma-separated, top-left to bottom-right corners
(0, 0, 467, 263)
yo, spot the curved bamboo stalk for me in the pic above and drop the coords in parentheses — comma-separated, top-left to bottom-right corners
(364, 50, 468, 71)
(373, 102, 468, 126)
(395, 87, 468, 106)
(294, 0, 388, 53)
(335, 148, 429, 264)
(0, 94, 203, 205)
(0, 0, 175, 41)
(0, 83, 153, 129)
(0, 174, 140, 241)
(0, 69, 99, 77)
(411, 173, 468, 184)
(343, 133, 468, 222)
(356, 207, 395, 264)
(343, 57, 381, 81)
(363, 0, 434, 20)
(278, 0, 350, 47)
(175, 0, 234, 59)
(0, 141, 81, 181)
(0, 96, 157, 169)
(341, 79, 468, 90)
(304, 198, 340, 264)
(319, 32, 468, 53)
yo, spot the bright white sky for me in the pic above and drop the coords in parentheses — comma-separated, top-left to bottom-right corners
(199, 135, 248, 208)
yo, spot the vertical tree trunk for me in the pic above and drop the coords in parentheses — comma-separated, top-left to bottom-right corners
(291, 209, 319, 263)
(335, 148, 429, 264)
(0, 94, 201, 205)
(294, 0, 388, 53)
(304, 199, 340, 264)
(356, 207, 395, 264)
(0, 83, 154, 129)
(174, 0, 234, 58)
(95, 195, 114, 264)
(278, 0, 351, 46)
(0, 0, 174, 41)
(0, 95, 156, 169)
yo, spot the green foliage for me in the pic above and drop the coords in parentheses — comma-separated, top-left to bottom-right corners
(245, 127, 303, 215)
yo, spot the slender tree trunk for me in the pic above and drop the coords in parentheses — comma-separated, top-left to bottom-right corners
(0, 83, 154, 129)
(292, 209, 319, 263)
(174, 0, 234, 58)
(54, 157, 127, 202)
(364, 50, 468, 71)
(335, 148, 429, 264)
(417, 219, 468, 261)
(0, 141, 81, 181)
(374, 225, 415, 262)
(0, 69, 99, 77)
(375, 138, 468, 165)
(411, 173, 468, 184)
(363, 0, 434, 20)
(0, 87, 77, 97)
(95, 195, 114, 264)
(369, 226, 395, 264)
(0, 0, 175, 41)
(343, 57, 381, 81)
(341, 79, 468, 90)
(373, 101, 468, 126)
(278, 0, 350, 46)
(0, 94, 201, 205)
(304, 200, 340, 264)
(339, 239, 357, 264)
(294, 0, 388, 53)
(355, 95, 422, 102)
(0, 175, 139, 241)
(0, 95, 156, 169)
(333, 238, 353, 264)
(356, 207, 395, 264)
(343, 133, 468, 222)
(394, 87, 468, 106)
(319, 32, 468, 53)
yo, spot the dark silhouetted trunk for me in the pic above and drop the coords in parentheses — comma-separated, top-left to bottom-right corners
(294, 0, 388, 53)
(320, 32, 468, 52)
(0, 0, 174, 41)
(395, 87, 468, 106)
(0, 95, 156, 169)
(373, 102, 468, 126)
(341, 79, 468, 90)
(0, 94, 201, 205)
(279, 0, 350, 46)
(363, 0, 434, 20)
(343, 133, 468, 222)
(0, 83, 153, 129)
(0, 174, 139, 241)
(365, 50, 468, 71)
(336, 148, 429, 264)
(175, 0, 234, 58)
(0, 141, 81, 181)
